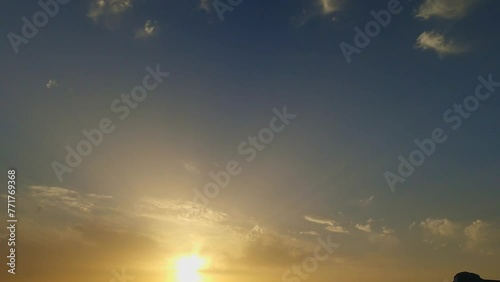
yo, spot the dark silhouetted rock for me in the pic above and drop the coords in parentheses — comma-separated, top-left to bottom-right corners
(454, 272, 500, 282)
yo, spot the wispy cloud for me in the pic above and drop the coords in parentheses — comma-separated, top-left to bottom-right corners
(299, 231, 320, 236)
(416, 0, 479, 20)
(29, 186, 113, 212)
(415, 30, 469, 57)
(135, 197, 228, 223)
(304, 215, 336, 226)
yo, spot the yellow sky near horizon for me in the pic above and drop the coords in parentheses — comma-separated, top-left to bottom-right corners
(1, 185, 499, 282)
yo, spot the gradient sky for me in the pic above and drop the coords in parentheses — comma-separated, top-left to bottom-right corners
(1, 0, 500, 282)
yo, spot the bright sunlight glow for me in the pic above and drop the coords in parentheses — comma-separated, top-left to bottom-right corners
(175, 255, 206, 282)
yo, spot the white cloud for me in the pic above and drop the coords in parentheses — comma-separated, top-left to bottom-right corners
(304, 215, 336, 226)
(356, 223, 372, 233)
(419, 218, 458, 237)
(304, 215, 349, 233)
(416, 0, 479, 20)
(46, 79, 59, 89)
(134, 20, 159, 39)
(415, 30, 469, 57)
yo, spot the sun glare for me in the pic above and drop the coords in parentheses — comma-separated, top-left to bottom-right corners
(175, 255, 206, 282)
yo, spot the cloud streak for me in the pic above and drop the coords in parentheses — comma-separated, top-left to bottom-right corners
(415, 30, 469, 57)
(304, 215, 349, 233)
(416, 0, 479, 20)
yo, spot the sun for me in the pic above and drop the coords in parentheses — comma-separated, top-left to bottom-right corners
(174, 255, 206, 282)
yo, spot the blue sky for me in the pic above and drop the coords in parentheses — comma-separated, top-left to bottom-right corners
(0, 1, 499, 282)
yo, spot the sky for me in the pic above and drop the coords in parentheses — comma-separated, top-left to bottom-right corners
(0, 0, 500, 282)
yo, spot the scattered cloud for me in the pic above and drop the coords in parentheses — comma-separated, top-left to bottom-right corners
(419, 218, 458, 237)
(46, 79, 59, 89)
(413, 218, 499, 254)
(16, 184, 328, 277)
(416, 0, 479, 20)
(463, 220, 498, 255)
(415, 30, 469, 57)
(134, 20, 159, 39)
